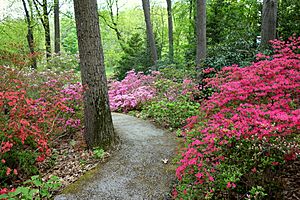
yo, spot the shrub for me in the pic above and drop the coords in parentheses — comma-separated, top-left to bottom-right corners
(0, 67, 82, 193)
(205, 38, 257, 70)
(115, 33, 151, 80)
(39, 53, 79, 72)
(108, 70, 157, 112)
(141, 77, 201, 129)
(174, 36, 300, 199)
(141, 97, 200, 129)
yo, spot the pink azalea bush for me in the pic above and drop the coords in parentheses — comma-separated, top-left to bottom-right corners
(174, 37, 300, 199)
(0, 67, 83, 194)
(108, 70, 157, 112)
(108, 69, 201, 128)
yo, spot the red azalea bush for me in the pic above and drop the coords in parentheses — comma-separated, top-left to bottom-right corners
(174, 37, 300, 199)
(0, 67, 82, 193)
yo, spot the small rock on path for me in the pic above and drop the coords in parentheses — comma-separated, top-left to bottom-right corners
(55, 113, 177, 200)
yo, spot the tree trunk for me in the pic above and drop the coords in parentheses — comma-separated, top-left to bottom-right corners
(188, 0, 195, 44)
(42, 0, 51, 59)
(195, 0, 206, 68)
(261, 0, 278, 48)
(54, 0, 60, 54)
(142, 0, 158, 71)
(22, 0, 37, 69)
(166, 0, 174, 63)
(33, 0, 51, 60)
(74, 0, 119, 149)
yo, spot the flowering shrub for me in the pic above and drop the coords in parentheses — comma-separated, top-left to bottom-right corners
(0, 44, 41, 68)
(108, 68, 201, 128)
(174, 37, 300, 199)
(0, 67, 82, 194)
(108, 70, 157, 112)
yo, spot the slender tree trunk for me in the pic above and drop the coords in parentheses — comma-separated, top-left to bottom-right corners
(142, 0, 158, 71)
(195, 0, 206, 68)
(54, 0, 60, 54)
(261, 0, 278, 48)
(33, 0, 51, 60)
(188, 0, 195, 42)
(22, 0, 37, 69)
(43, 0, 51, 59)
(166, 0, 174, 63)
(74, 0, 119, 149)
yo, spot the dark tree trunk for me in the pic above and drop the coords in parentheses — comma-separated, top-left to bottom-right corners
(43, 0, 51, 59)
(166, 0, 174, 63)
(74, 0, 119, 149)
(195, 0, 206, 68)
(22, 0, 37, 69)
(54, 0, 60, 54)
(33, 0, 51, 60)
(261, 0, 278, 48)
(142, 0, 158, 71)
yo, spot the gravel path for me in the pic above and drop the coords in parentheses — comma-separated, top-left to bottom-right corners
(55, 113, 177, 200)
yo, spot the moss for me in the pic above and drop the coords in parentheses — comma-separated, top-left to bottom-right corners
(165, 163, 177, 173)
(62, 165, 101, 194)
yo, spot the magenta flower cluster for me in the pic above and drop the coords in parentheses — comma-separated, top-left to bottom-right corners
(174, 36, 300, 198)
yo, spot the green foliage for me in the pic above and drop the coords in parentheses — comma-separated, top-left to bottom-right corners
(205, 38, 257, 70)
(245, 186, 267, 200)
(0, 175, 62, 200)
(0, 19, 43, 68)
(61, 17, 78, 54)
(11, 150, 39, 177)
(93, 147, 105, 159)
(207, 0, 261, 45)
(141, 96, 200, 129)
(115, 33, 151, 80)
(278, 0, 300, 39)
(39, 53, 79, 72)
(158, 66, 197, 81)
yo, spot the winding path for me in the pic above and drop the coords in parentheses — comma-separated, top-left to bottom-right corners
(55, 113, 177, 200)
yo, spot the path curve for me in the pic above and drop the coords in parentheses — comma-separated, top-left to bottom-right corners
(55, 113, 177, 200)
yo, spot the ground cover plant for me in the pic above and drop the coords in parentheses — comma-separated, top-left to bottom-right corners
(173, 37, 300, 199)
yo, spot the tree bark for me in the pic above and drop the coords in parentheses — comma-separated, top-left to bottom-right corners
(195, 0, 206, 68)
(22, 0, 37, 69)
(142, 0, 158, 71)
(42, 0, 51, 59)
(166, 0, 174, 63)
(74, 0, 119, 149)
(261, 0, 278, 48)
(54, 0, 60, 54)
(33, 0, 51, 59)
